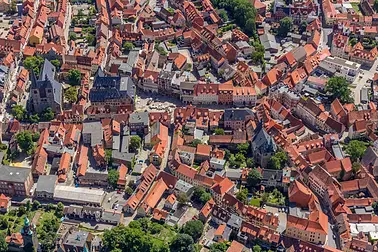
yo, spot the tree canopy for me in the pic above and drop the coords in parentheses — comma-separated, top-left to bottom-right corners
(123, 42, 135, 51)
(278, 17, 293, 37)
(170, 234, 195, 252)
(0, 234, 7, 252)
(130, 136, 142, 152)
(37, 213, 60, 252)
(108, 169, 119, 189)
(247, 168, 262, 188)
(211, 0, 257, 35)
(16, 131, 35, 155)
(67, 69, 81, 86)
(192, 186, 211, 204)
(103, 221, 170, 252)
(23, 56, 44, 76)
(325, 76, 354, 104)
(374, 0, 378, 12)
(209, 242, 228, 252)
(64, 86, 78, 104)
(181, 220, 204, 242)
(268, 151, 288, 169)
(345, 140, 369, 162)
(11, 105, 27, 121)
(214, 128, 225, 135)
(41, 107, 55, 121)
(236, 188, 248, 203)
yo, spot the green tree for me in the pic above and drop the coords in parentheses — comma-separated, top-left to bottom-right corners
(56, 202, 64, 218)
(11, 105, 26, 121)
(41, 107, 55, 121)
(170, 233, 195, 252)
(105, 149, 113, 166)
(245, 18, 256, 35)
(29, 114, 40, 123)
(69, 32, 77, 41)
(86, 34, 95, 46)
(130, 136, 141, 152)
(200, 192, 212, 203)
(23, 56, 44, 76)
(299, 21, 307, 33)
(373, 202, 378, 212)
(325, 76, 353, 104)
(123, 42, 135, 51)
(32, 200, 41, 210)
(214, 128, 225, 135)
(37, 214, 60, 252)
(32, 132, 40, 142)
(247, 168, 262, 188)
(16, 131, 35, 155)
(209, 242, 228, 252)
(18, 205, 26, 216)
(246, 158, 254, 168)
(67, 69, 81, 86)
(236, 188, 248, 203)
(278, 17, 293, 37)
(189, 139, 202, 148)
(177, 192, 189, 204)
(237, 143, 249, 155)
(218, 10, 228, 21)
(64, 86, 78, 104)
(253, 244, 262, 252)
(0, 234, 8, 252)
(50, 59, 61, 69)
(349, 37, 358, 46)
(374, 0, 378, 12)
(125, 187, 134, 195)
(108, 169, 119, 189)
(352, 162, 360, 175)
(345, 140, 369, 162)
(181, 220, 204, 242)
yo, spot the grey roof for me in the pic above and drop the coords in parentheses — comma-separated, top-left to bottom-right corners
(120, 135, 130, 153)
(90, 74, 135, 102)
(112, 134, 120, 151)
(260, 33, 279, 51)
(262, 169, 283, 181)
(225, 169, 242, 179)
(129, 111, 149, 125)
(54, 185, 105, 205)
(83, 121, 103, 146)
(101, 210, 123, 224)
(224, 108, 254, 121)
(175, 179, 193, 193)
(291, 46, 307, 62)
(0, 165, 31, 183)
(210, 158, 226, 166)
(63, 230, 89, 248)
(36, 175, 57, 194)
(112, 150, 135, 162)
(252, 122, 277, 153)
(31, 59, 62, 106)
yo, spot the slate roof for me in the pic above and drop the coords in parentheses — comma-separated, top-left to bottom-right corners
(224, 108, 253, 121)
(252, 122, 277, 153)
(0, 165, 31, 183)
(31, 59, 62, 106)
(36, 175, 57, 194)
(89, 70, 135, 103)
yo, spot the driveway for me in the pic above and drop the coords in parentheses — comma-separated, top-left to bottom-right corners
(265, 206, 287, 233)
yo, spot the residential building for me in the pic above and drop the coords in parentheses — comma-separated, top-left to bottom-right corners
(0, 166, 34, 197)
(319, 56, 360, 83)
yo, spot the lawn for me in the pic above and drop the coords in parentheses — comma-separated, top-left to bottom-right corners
(249, 198, 261, 207)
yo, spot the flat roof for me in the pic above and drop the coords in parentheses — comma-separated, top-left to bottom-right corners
(54, 185, 105, 205)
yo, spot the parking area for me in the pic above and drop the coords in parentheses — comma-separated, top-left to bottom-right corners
(102, 191, 127, 211)
(177, 206, 199, 227)
(265, 205, 287, 233)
